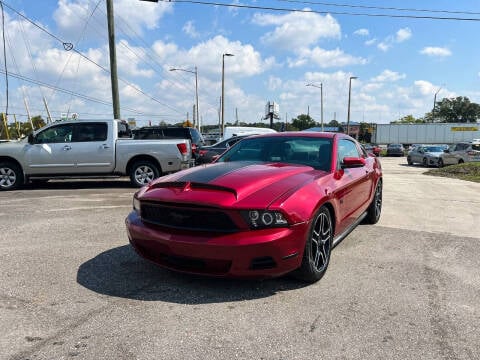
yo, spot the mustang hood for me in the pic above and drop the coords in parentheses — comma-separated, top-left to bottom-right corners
(139, 161, 324, 208)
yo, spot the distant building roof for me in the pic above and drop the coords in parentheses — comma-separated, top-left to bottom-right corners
(303, 127, 339, 132)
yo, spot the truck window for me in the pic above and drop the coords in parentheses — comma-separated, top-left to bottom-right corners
(73, 123, 108, 142)
(36, 124, 73, 144)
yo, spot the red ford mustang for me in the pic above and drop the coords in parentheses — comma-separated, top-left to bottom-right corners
(126, 132, 382, 283)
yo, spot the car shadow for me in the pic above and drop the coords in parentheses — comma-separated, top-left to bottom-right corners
(77, 245, 308, 304)
(25, 178, 133, 190)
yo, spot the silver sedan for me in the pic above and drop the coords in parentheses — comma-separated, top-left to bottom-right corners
(407, 145, 446, 167)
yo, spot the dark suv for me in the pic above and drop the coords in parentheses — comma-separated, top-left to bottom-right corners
(132, 126, 205, 164)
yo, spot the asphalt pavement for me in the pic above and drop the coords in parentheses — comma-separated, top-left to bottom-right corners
(0, 157, 479, 360)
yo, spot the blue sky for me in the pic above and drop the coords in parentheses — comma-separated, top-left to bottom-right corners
(1, 0, 480, 128)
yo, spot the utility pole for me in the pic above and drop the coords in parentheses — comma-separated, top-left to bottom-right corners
(106, 0, 120, 119)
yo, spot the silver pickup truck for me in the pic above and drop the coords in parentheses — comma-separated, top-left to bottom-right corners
(0, 119, 191, 190)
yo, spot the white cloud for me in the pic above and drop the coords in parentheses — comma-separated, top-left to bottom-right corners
(365, 38, 377, 46)
(420, 47, 452, 57)
(363, 83, 384, 92)
(377, 42, 391, 52)
(288, 47, 367, 68)
(396, 28, 412, 42)
(354, 29, 369, 36)
(53, 0, 173, 40)
(116, 40, 155, 78)
(253, 11, 341, 51)
(371, 70, 406, 83)
(414, 80, 436, 95)
(183, 21, 200, 39)
(376, 27, 412, 52)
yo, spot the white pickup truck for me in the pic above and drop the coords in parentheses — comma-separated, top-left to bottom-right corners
(0, 119, 191, 190)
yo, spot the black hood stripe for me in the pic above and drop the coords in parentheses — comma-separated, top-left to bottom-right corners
(176, 161, 259, 183)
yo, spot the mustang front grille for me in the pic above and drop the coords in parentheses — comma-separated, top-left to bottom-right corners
(141, 202, 238, 232)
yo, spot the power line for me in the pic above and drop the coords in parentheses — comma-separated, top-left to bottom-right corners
(274, 0, 480, 16)
(166, 0, 480, 21)
(0, 1, 185, 115)
(0, 69, 146, 115)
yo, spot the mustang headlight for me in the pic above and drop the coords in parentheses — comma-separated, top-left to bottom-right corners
(133, 196, 141, 215)
(241, 210, 288, 229)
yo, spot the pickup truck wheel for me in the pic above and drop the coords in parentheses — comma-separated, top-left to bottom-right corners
(130, 161, 160, 187)
(0, 162, 24, 191)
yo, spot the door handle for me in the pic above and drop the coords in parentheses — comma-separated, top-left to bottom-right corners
(63, 145, 72, 151)
(101, 144, 110, 149)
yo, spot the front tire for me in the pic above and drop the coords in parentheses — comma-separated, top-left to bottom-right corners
(422, 157, 428, 167)
(294, 206, 333, 283)
(364, 180, 382, 224)
(129, 160, 160, 187)
(438, 158, 444, 168)
(0, 162, 24, 191)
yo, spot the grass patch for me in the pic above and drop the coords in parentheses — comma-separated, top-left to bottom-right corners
(424, 162, 480, 183)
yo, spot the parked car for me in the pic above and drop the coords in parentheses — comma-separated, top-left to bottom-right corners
(126, 132, 383, 283)
(441, 140, 480, 165)
(363, 143, 381, 156)
(386, 143, 405, 156)
(407, 145, 446, 167)
(0, 119, 191, 190)
(132, 126, 205, 164)
(196, 136, 247, 164)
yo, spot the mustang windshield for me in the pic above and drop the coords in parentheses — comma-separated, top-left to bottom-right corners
(217, 136, 333, 171)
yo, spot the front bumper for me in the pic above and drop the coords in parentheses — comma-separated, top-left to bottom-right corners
(125, 211, 307, 278)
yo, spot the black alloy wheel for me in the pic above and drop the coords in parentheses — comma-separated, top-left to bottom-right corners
(295, 205, 333, 283)
(364, 180, 382, 224)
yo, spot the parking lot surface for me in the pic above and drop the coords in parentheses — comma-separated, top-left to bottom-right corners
(1, 157, 479, 360)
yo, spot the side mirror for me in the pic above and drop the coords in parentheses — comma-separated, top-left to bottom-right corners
(443, 149, 449, 153)
(342, 157, 366, 169)
(28, 133, 35, 144)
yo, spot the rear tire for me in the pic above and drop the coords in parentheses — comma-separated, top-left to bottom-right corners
(407, 156, 413, 165)
(0, 162, 24, 191)
(422, 157, 428, 167)
(129, 160, 160, 187)
(294, 205, 333, 283)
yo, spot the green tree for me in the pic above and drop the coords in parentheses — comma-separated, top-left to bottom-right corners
(433, 96, 480, 123)
(391, 115, 425, 124)
(291, 114, 316, 131)
(31, 115, 46, 130)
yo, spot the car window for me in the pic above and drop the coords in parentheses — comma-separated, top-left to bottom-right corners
(424, 146, 443, 152)
(73, 123, 108, 142)
(338, 139, 360, 162)
(189, 128, 205, 145)
(472, 144, 480, 151)
(218, 136, 332, 171)
(35, 124, 73, 144)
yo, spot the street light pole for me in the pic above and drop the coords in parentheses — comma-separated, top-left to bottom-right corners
(347, 76, 358, 136)
(221, 53, 234, 138)
(306, 83, 324, 131)
(170, 66, 199, 129)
